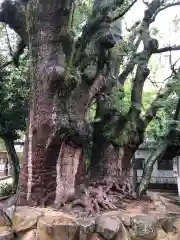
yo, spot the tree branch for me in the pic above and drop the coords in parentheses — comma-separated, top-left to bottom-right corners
(0, 1, 28, 66)
(73, 0, 125, 66)
(151, 2, 180, 22)
(110, 0, 138, 22)
(86, 73, 105, 109)
(154, 45, 180, 53)
(142, 0, 149, 7)
(118, 36, 142, 85)
(129, 0, 161, 116)
(0, 61, 13, 70)
(4, 25, 13, 57)
(168, 51, 178, 75)
(118, 0, 163, 86)
(130, 38, 159, 117)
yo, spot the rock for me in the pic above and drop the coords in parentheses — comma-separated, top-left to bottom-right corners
(4, 205, 15, 220)
(162, 218, 175, 233)
(86, 233, 104, 240)
(78, 218, 95, 240)
(0, 216, 8, 227)
(12, 206, 42, 233)
(156, 215, 168, 228)
(17, 229, 38, 240)
(130, 215, 157, 239)
(118, 212, 131, 227)
(156, 229, 169, 240)
(101, 211, 131, 227)
(0, 226, 14, 240)
(37, 212, 79, 240)
(115, 225, 131, 240)
(129, 228, 136, 240)
(173, 219, 180, 232)
(96, 215, 122, 240)
(167, 232, 179, 240)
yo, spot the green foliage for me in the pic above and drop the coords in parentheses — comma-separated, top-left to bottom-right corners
(17, 152, 23, 162)
(72, 0, 92, 36)
(141, 91, 155, 113)
(146, 112, 168, 141)
(0, 182, 13, 197)
(105, 120, 140, 146)
(0, 138, 6, 151)
(146, 93, 180, 143)
(106, 80, 131, 115)
(0, 58, 29, 140)
(106, 79, 155, 116)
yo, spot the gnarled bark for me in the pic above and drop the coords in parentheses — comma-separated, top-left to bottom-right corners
(18, 0, 76, 206)
(75, 151, 86, 186)
(90, 137, 121, 181)
(71, 134, 137, 215)
(54, 140, 82, 205)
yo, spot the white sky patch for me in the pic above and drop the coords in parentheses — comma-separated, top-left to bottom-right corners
(123, 0, 180, 91)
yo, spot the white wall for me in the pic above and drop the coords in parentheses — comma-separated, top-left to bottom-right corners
(131, 148, 177, 184)
(14, 145, 24, 153)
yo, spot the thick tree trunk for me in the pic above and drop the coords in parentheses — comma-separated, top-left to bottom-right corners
(137, 142, 168, 196)
(18, 0, 77, 206)
(17, 0, 94, 206)
(54, 140, 82, 204)
(75, 151, 86, 185)
(90, 137, 121, 181)
(90, 128, 136, 183)
(90, 135, 139, 181)
(90, 104, 140, 181)
(122, 144, 139, 177)
(3, 136, 20, 192)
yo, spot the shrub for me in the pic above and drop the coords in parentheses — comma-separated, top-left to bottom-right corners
(0, 182, 13, 197)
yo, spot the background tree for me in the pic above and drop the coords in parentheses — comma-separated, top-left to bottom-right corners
(0, 58, 29, 191)
(138, 70, 180, 195)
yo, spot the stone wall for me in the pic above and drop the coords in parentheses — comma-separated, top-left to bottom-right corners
(1, 206, 180, 240)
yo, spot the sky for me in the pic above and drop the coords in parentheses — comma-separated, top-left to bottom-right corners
(123, 0, 180, 90)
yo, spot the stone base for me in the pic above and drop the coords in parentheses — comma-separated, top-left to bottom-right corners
(1, 205, 180, 239)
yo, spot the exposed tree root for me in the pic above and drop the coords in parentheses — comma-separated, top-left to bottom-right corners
(55, 178, 136, 216)
(72, 185, 118, 215)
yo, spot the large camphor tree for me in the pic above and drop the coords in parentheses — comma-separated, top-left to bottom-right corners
(0, 0, 180, 213)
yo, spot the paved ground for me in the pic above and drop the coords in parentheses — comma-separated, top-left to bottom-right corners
(147, 190, 180, 215)
(119, 189, 180, 217)
(156, 191, 180, 215)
